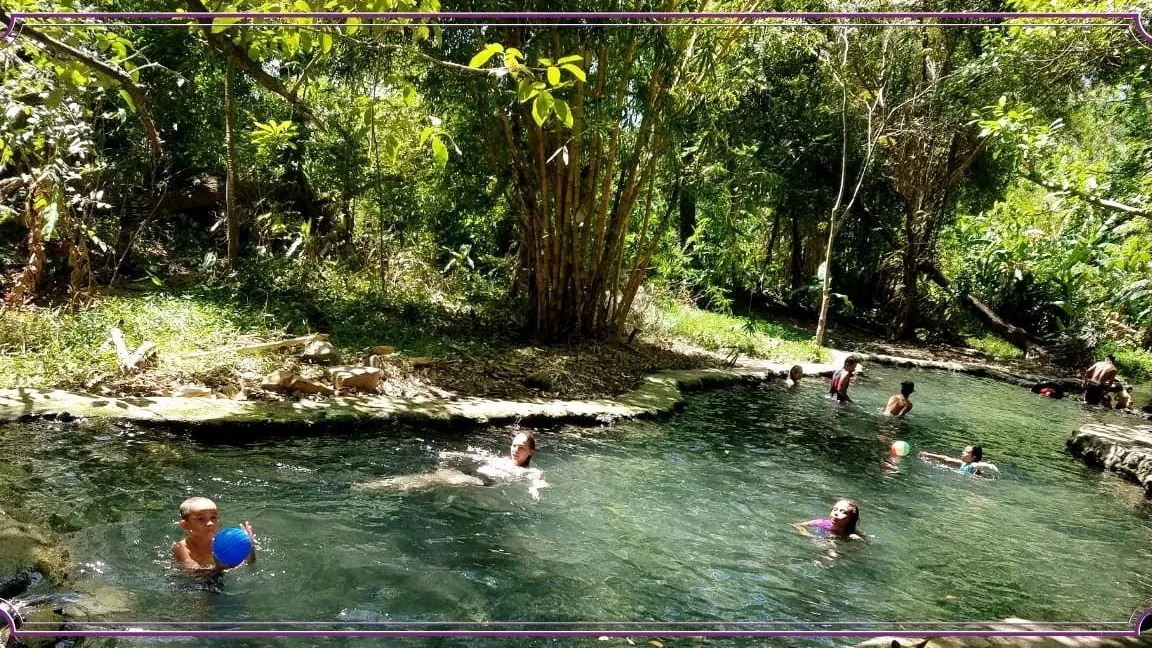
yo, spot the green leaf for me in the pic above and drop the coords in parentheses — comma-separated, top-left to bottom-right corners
(547, 66, 561, 86)
(517, 78, 536, 103)
(557, 54, 583, 64)
(69, 69, 88, 86)
(210, 16, 241, 33)
(293, 0, 310, 9)
(431, 136, 448, 167)
(419, 126, 434, 146)
(469, 43, 504, 68)
(346, 16, 361, 34)
(561, 64, 586, 82)
(403, 83, 417, 106)
(538, 57, 553, 66)
(320, 33, 333, 54)
(532, 91, 554, 127)
(118, 89, 136, 113)
(553, 98, 573, 128)
(504, 47, 523, 61)
(531, 96, 547, 126)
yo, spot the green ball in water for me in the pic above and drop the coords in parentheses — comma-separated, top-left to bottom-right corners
(891, 440, 911, 457)
(212, 526, 252, 568)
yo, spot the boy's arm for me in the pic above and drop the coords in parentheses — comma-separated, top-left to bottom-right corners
(884, 395, 899, 414)
(918, 452, 961, 466)
(900, 401, 913, 417)
(242, 521, 256, 564)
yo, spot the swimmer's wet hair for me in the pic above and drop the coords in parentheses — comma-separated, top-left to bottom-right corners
(845, 355, 861, 366)
(789, 365, 803, 376)
(969, 445, 983, 462)
(179, 496, 216, 519)
(900, 381, 915, 395)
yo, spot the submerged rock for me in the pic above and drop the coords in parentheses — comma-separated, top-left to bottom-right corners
(0, 509, 72, 598)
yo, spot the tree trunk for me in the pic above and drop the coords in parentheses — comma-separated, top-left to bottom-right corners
(224, 59, 239, 270)
(920, 262, 1043, 354)
(678, 183, 697, 251)
(789, 211, 804, 298)
(762, 209, 781, 274)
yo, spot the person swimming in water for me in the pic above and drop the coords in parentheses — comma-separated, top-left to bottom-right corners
(786, 365, 804, 388)
(792, 499, 866, 541)
(352, 431, 550, 500)
(918, 444, 999, 477)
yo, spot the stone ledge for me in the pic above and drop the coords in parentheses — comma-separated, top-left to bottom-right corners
(0, 352, 1072, 430)
(1068, 422, 1152, 496)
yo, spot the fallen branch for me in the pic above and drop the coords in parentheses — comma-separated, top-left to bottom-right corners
(110, 327, 157, 373)
(176, 333, 327, 359)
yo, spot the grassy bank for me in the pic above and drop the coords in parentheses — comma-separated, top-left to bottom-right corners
(0, 261, 829, 395)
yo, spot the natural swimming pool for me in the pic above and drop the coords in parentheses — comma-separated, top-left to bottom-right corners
(4, 366, 1152, 641)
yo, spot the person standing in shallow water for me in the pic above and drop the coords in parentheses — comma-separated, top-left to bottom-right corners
(883, 381, 914, 418)
(828, 356, 859, 403)
(1082, 354, 1118, 405)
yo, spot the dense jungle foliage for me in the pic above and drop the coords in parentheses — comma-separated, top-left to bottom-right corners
(2, 0, 1151, 380)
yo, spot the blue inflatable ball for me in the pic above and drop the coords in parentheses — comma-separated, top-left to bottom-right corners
(212, 526, 252, 568)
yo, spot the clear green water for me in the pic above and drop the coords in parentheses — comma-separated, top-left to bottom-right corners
(4, 366, 1152, 641)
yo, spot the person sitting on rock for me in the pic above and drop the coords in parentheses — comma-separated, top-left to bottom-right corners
(352, 432, 549, 500)
(883, 381, 915, 418)
(918, 444, 999, 477)
(1082, 354, 1118, 405)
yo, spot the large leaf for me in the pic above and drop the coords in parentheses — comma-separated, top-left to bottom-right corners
(553, 98, 573, 128)
(431, 136, 448, 167)
(561, 64, 586, 82)
(546, 66, 561, 86)
(210, 17, 241, 33)
(469, 43, 504, 69)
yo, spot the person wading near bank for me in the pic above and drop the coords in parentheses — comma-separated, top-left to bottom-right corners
(1081, 354, 1118, 406)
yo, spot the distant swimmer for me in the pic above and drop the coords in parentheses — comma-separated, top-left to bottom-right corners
(919, 444, 999, 478)
(353, 431, 550, 500)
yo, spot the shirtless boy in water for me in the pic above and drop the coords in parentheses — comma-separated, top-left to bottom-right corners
(828, 356, 859, 403)
(171, 497, 255, 571)
(1082, 354, 1118, 406)
(883, 381, 914, 418)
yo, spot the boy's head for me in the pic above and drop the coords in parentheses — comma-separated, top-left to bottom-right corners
(843, 356, 860, 372)
(962, 445, 983, 463)
(1106, 354, 1117, 363)
(178, 497, 219, 539)
(900, 381, 915, 396)
(511, 432, 536, 467)
(789, 365, 803, 382)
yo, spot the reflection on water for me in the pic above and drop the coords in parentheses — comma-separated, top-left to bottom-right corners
(2, 366, 1151, 643)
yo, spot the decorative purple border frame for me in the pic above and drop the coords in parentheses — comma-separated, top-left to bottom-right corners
(1, 7, 1151, 640)
(1, 10, 1151, 45)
